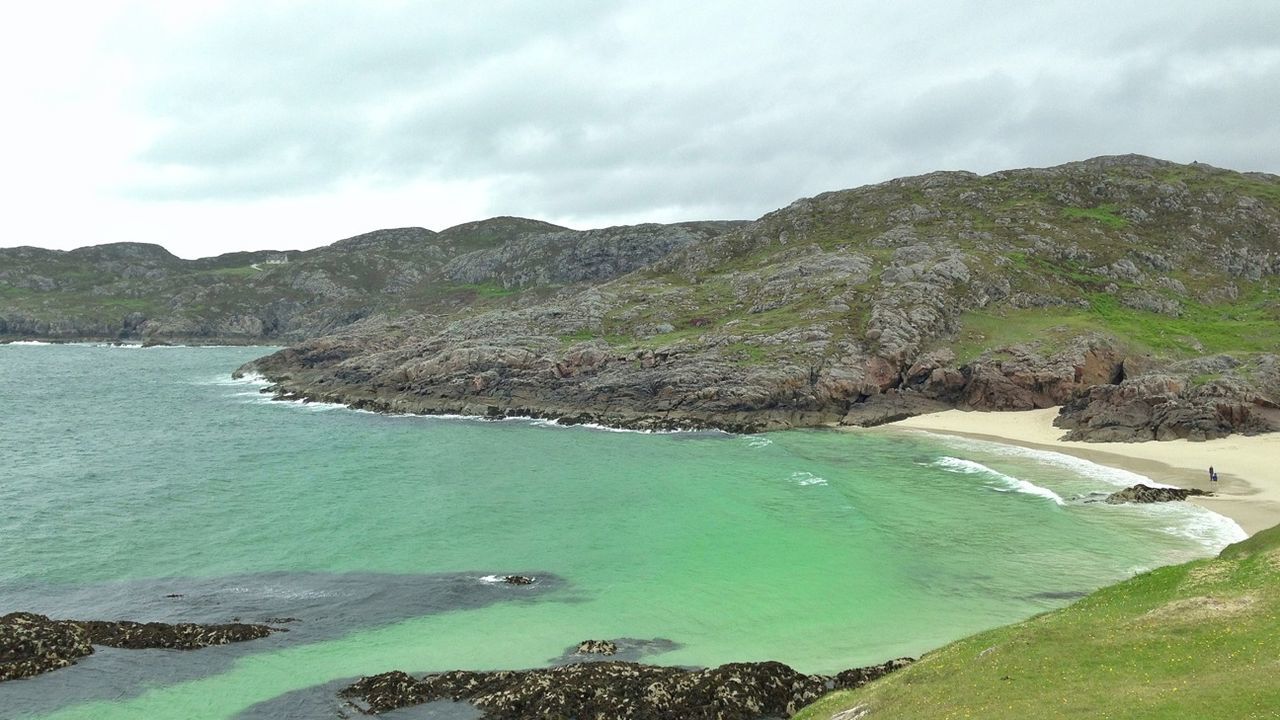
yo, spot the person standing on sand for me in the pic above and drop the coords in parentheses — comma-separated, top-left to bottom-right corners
(1210, 466, 1218, 483)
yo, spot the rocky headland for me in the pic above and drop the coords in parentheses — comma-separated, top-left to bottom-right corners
(230, 156, 1279, 441)
(6, 155, 1279, 441)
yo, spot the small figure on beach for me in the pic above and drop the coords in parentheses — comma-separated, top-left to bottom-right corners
(1209, 466, 1218, 483)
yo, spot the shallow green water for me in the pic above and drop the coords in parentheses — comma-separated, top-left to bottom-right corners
(0, 344, 1244, 718)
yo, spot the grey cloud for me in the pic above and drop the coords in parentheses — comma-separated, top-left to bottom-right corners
(117, 0, 1280, 224)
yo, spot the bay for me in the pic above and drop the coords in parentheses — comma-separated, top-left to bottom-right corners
(0, 344, 1243, 718)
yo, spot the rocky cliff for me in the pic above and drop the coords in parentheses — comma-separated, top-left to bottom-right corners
(239, 156, 1280, 439)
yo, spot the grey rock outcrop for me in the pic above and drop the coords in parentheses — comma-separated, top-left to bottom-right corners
(1103, 484, 1211, 504)
(1055, 373, 1280, 441)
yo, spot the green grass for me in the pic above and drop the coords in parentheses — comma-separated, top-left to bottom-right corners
(1063, 203, 1130, 229)
(796, 524, 1280, 720)
(1158, 167, 1280, 206)
(206, 265, 262, 278)
(950, 282, 1280, 361)
(454, 282, 515, 299)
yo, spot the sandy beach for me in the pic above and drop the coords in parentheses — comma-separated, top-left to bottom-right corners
(862, 408, 1280, 536)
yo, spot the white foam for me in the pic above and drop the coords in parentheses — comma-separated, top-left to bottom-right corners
(933, 456, 1065, 505)
(745, 436, 773, 448)
(5, 340, 54, 345)
(478, 574, 536, 584)
(920, 432, 1177, 489)
(516, 416, 709, 434)
(194, 371, 270, 387)
(790, 471, 828, 487)
(1135, 502, 1248, 550)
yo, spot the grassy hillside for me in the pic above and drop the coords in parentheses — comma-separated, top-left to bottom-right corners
(796, 524, 1280, 720)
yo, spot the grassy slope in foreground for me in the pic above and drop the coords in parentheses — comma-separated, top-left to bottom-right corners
(797, 524, 1280, 720)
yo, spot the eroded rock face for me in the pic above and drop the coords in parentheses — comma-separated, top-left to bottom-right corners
(1104, 484, 1211, 504)
(0, 612, 278, 682)
(340, 657, 914, 718)
(1055, 375, 1280, 442)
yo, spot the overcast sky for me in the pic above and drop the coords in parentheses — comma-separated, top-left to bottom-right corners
(1, 1, 1277, 258)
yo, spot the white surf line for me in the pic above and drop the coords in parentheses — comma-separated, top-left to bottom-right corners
(931, 455, 1066, 505)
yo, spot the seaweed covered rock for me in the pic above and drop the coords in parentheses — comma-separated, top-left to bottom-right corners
(74, 619, 274, 650)
(0, 613, 278, 682)
(340, 657, 914, 718)
(0, 613, 94, 682)
(573, 639, 618, 656)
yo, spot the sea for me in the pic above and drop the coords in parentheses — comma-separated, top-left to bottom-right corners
(0, 343, 1246, 719)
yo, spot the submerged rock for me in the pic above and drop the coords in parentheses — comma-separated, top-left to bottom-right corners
(340, 656, 913, 718)
(573, 639, 618, 656)
(1103, 483, 1211, 504)
(74, 619, 275, 650)
(500, 575, 535, 585)
(0, 612, 277, 682)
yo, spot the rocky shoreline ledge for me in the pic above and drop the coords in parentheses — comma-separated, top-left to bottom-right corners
(340, 655, 914, 718)
(0, 612, 280, 682)
(237, 334, 1280, 440)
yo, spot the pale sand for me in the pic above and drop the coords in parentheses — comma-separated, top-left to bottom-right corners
(858, 408, 1280, 536)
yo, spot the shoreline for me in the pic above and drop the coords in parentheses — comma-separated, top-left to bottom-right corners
(857, 407, 1280, 536)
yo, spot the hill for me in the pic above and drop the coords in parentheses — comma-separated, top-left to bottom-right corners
(239, 155, 1280, 439)
(0, 218, 740, 343)
(794, 522, 1280, 719)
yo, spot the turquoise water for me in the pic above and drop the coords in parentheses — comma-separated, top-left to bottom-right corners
(0, 344, 1244, 718)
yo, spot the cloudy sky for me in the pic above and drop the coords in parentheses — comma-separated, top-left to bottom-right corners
(2, 1, 1277, 258)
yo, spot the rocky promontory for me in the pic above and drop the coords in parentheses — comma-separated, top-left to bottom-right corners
(339, 657, 914, 718)
(237, 156, 1280, 440)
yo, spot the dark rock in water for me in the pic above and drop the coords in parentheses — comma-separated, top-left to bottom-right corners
(1029, 590, 1089, 601)
(1, 570, 565, 715)
(73, 619, 275, 650)
(346, 670, 429, 714)
(339, 656, 913, 718)
(1104, 483, 1211, 504)
(549, 637, 682, 666)
(500, 575, 534, 585)
(0, 613, 274, 682)
(573, 639, 617, 656)
(0, 613, 94, 682)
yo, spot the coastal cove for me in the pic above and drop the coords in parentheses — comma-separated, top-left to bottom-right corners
(0, 344, 1247, 719)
